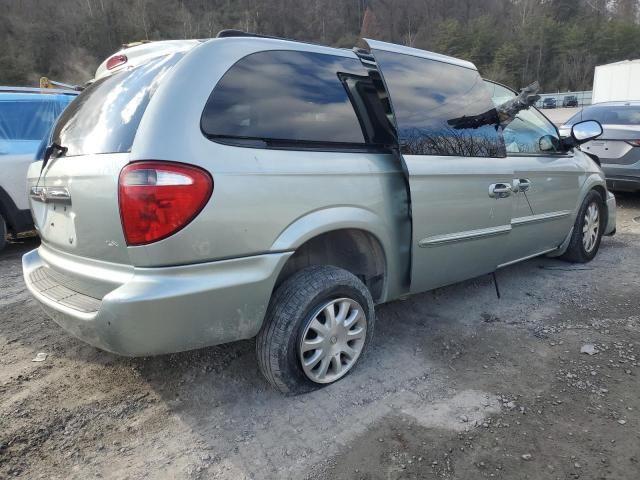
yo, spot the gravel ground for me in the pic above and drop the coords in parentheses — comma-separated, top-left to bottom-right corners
(1, 193, 639, 480)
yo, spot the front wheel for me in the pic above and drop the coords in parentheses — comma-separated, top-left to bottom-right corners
(561, 190, 605, 263)
(256, 265, 375, 394)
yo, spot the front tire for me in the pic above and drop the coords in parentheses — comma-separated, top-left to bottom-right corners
(561, 190, 605, 263)
(256, 265, 375, 394)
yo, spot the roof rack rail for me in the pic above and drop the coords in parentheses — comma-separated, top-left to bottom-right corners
(216, 29, 282, 40)
(215, 29, 341, 51)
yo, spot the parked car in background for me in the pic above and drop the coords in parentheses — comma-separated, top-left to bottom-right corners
(563, 95, 578, 107)
(0, 87, 77, 251)
(23, 33, 615, 394)
(559, 102, 640, 192)
(94, 39, 202, 81)
(542, 97, 557, 109)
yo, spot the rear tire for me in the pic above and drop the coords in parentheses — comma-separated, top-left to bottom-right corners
(561, 190, 605, 263)
(0, 213, 6, 252)
(256, 265, 375, 394)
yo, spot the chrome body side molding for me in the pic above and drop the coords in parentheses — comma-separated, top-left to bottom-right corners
(419, 224, 511, 248)
(511, 210, 572, 226)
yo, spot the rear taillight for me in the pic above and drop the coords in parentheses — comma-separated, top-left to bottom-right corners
(625, 140, 640, 147)
(118, 161, 213, 246)
(106, 54, 128, 70)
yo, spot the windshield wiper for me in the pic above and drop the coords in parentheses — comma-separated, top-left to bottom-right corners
(41, 142, 68, 172)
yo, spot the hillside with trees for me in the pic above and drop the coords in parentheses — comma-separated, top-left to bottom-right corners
(1, 0, 640, 91)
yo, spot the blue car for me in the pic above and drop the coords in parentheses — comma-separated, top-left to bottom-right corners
(0, 87, 77, 250)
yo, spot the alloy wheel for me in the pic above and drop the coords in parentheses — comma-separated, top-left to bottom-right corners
(299, 298, 367, 384)
(582, 202, 600, 253)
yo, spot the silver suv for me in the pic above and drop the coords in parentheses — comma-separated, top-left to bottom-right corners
(23, 33, 616, 394)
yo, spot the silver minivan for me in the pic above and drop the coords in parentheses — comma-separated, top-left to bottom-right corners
(23, 32, 616, 394)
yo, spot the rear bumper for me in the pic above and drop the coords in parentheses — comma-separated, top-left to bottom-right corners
(602, 164, 640, 192)
(23, 248, 291, 356)
(605, 176, 640, 192)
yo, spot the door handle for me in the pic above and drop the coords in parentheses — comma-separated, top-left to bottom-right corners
(512, 178, 531, 193)
(488, 183, 512, 198)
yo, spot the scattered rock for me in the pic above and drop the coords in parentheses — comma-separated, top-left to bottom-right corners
(581, 344, 598, 355)
(31, 352, 47, 362)
(481, 313, 500, 323)
(521, 454, 533, 461)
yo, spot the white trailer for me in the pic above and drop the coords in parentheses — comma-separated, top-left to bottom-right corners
(592, 59, 640, 104)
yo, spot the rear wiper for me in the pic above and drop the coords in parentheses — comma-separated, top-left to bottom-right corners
(41, 142, 68, 172)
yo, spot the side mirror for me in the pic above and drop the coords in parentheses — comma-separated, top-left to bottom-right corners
(571, 120, 603, 144)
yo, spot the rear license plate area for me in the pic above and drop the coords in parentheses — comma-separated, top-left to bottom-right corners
(38, 203, 78, 248)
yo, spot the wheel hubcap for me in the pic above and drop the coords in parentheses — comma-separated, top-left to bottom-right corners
(299, 298, 367, 384)
(582, 202, 600, 253)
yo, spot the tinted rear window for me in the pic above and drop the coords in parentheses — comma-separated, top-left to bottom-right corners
(201, 50, 372, 146)
(52, 53, 182, 157)
(0, 96, 73, 142)
(566, 105, 640, 126)
(371, 50, 505, 157)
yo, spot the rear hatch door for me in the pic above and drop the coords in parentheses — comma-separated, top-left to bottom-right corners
(29, 53, 185, 264)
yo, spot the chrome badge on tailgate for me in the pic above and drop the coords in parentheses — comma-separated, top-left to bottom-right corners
(30, 186, 72, 205)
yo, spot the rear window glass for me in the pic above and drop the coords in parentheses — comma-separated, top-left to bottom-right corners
(0, 96, 73, 142)
(566, 105, 640, 126)
(52, 53, 183, 157)
(201, 50, 370, 146)
(371, 50, 505, 157)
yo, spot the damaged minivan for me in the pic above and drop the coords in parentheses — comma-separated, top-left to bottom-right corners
(23, 32, 615, 394)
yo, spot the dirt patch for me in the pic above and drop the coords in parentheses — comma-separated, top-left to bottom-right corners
(1, 194, 639, 479)
(315, 307, 640, 480)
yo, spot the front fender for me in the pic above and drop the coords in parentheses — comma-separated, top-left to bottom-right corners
(577, 171, 606, 201)
(550, 171, 615, 257)
(576, 170, 616, 234)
